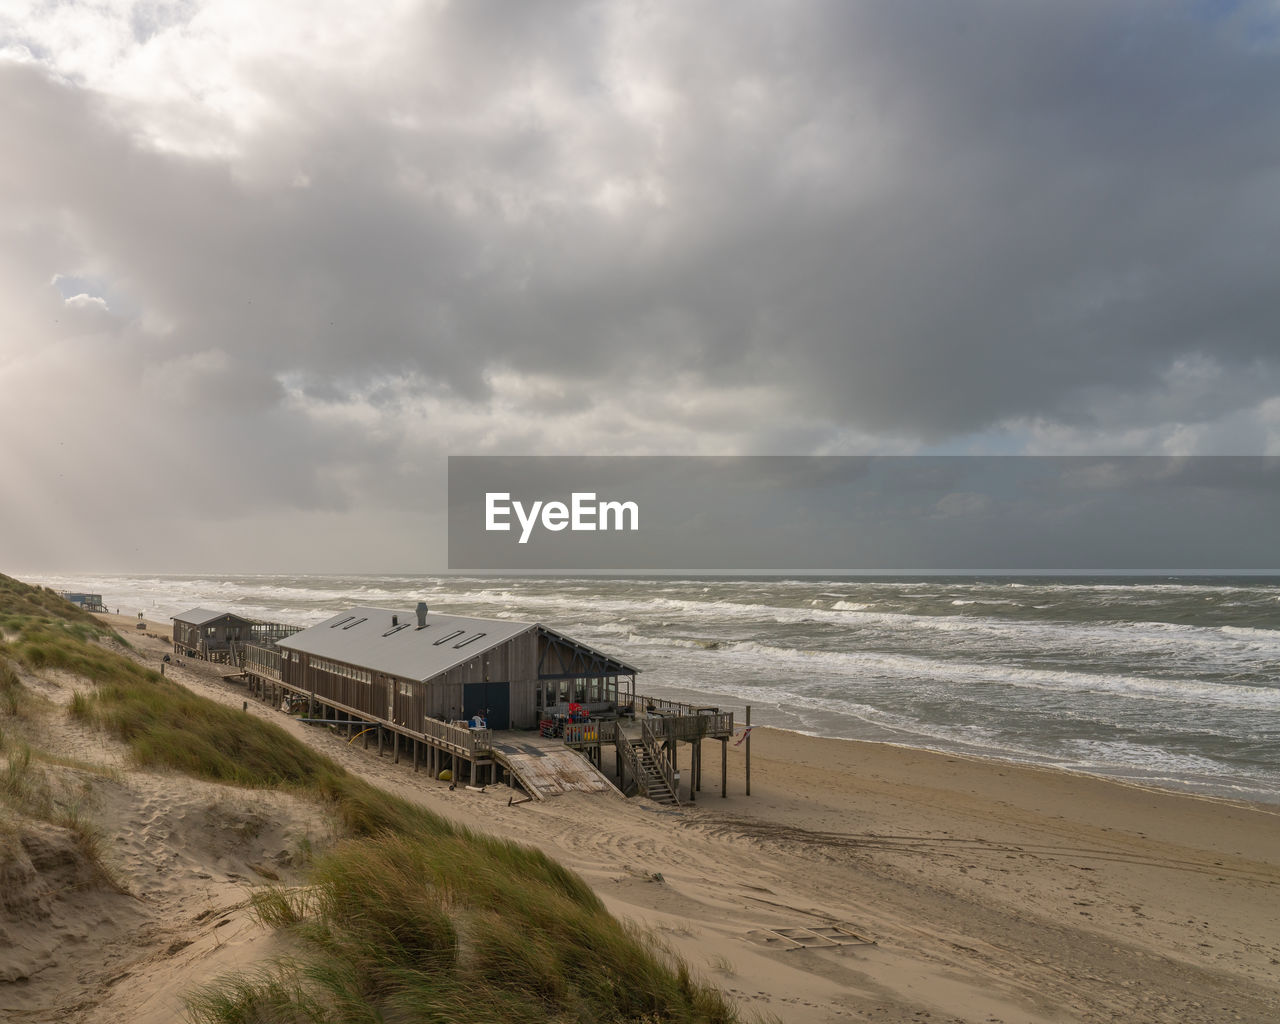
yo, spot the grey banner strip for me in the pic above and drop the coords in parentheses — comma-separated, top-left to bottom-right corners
(447, 456, 1280, 573)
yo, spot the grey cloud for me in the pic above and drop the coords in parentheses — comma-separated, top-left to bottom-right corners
(3, 2, 1280, 571)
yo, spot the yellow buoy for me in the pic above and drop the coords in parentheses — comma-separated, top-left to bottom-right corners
(438, 769, 452, 781)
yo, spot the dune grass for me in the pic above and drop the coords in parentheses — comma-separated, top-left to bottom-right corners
(0, 729, 124, 891)
(0, 573, 739, 1024)
(193, 830, 733, 1024)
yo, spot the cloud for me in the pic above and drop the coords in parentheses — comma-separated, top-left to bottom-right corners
(63, 292, 108, 311)
(2, 1, 1279, 570)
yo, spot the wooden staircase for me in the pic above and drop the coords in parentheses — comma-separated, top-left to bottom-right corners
(630, 738, 678, 805)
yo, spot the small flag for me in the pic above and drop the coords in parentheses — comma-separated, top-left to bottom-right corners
(734, 726, 753, 746)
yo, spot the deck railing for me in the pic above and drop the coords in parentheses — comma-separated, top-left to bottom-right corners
(249, 622, 304, 643)
(637, 694, 698, 716)
(563, 719, 616, 748)
(615, 726, 647, 798)
(649, 711, 735, 743)
(242, 643, 283, 681)
(423, 718, 492, 758)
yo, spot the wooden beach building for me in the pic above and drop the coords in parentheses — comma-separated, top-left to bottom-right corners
(171, 607, 301, 664)
(241, 603, 639, 787)
(273, 603, 637, 730)
(237, 602, 742, 802)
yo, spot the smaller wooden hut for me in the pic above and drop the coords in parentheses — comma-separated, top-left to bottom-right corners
(172, 607, 301, 663)
(172, 607, 253, 661)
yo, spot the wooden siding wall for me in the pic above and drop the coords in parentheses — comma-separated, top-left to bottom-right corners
(510, 680, 538, 729)
(418, 629, 541, 727)
(281, 628, 546, 731)
(173, 614, 253, 647)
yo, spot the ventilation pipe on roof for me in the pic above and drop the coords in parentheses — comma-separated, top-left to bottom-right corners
(416, 601, 428, 628)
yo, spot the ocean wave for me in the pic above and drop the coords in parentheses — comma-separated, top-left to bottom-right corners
(1219, 625, 1280, 639)
(1062, 739, 1242, 778)
(625, 635, 1280, 709)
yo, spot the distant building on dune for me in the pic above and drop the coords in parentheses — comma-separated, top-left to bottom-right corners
(171, 606, 301, 664)
(58, 591, 106, 612)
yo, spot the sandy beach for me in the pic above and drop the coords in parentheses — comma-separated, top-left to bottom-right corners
(3, 612, 1278, 1024)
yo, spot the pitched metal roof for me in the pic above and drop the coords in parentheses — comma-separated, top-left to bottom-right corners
(276, 606, 639, 683)
(171, 607, 249, 626)
(277, 606, 535, 683)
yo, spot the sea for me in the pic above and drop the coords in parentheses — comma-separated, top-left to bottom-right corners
(25, 572, 1280, 805)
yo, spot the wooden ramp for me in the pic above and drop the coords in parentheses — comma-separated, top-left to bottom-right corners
(492, 734, 619, 801)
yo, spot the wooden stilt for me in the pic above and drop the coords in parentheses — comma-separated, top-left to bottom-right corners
(721, 737, 727, 798)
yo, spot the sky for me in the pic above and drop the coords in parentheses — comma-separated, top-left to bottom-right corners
(2, 1, 1280, 573)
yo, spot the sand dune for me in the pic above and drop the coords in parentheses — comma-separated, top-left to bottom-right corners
(2, 613, 1277, 1023)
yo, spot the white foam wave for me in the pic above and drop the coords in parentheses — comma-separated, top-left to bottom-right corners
(626, 634, 1280, 710)
(1220, 625, 1280, 639)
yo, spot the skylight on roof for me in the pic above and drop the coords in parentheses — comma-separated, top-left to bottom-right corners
(433, 630, 466, 646)
(342, 617, 368, 630)
(453, 632, 487, 649)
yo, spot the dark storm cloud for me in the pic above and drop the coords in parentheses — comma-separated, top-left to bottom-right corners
(10, 3, 1280, 431)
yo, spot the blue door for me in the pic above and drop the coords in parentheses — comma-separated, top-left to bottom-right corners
(463, 682, 510, 729)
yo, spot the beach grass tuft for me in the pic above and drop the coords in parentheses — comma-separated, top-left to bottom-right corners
(1, 660, 22, 716)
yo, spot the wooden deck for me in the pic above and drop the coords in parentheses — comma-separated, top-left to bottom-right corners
(234, 660, 749, 802)
(492, 733, 620, 801)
